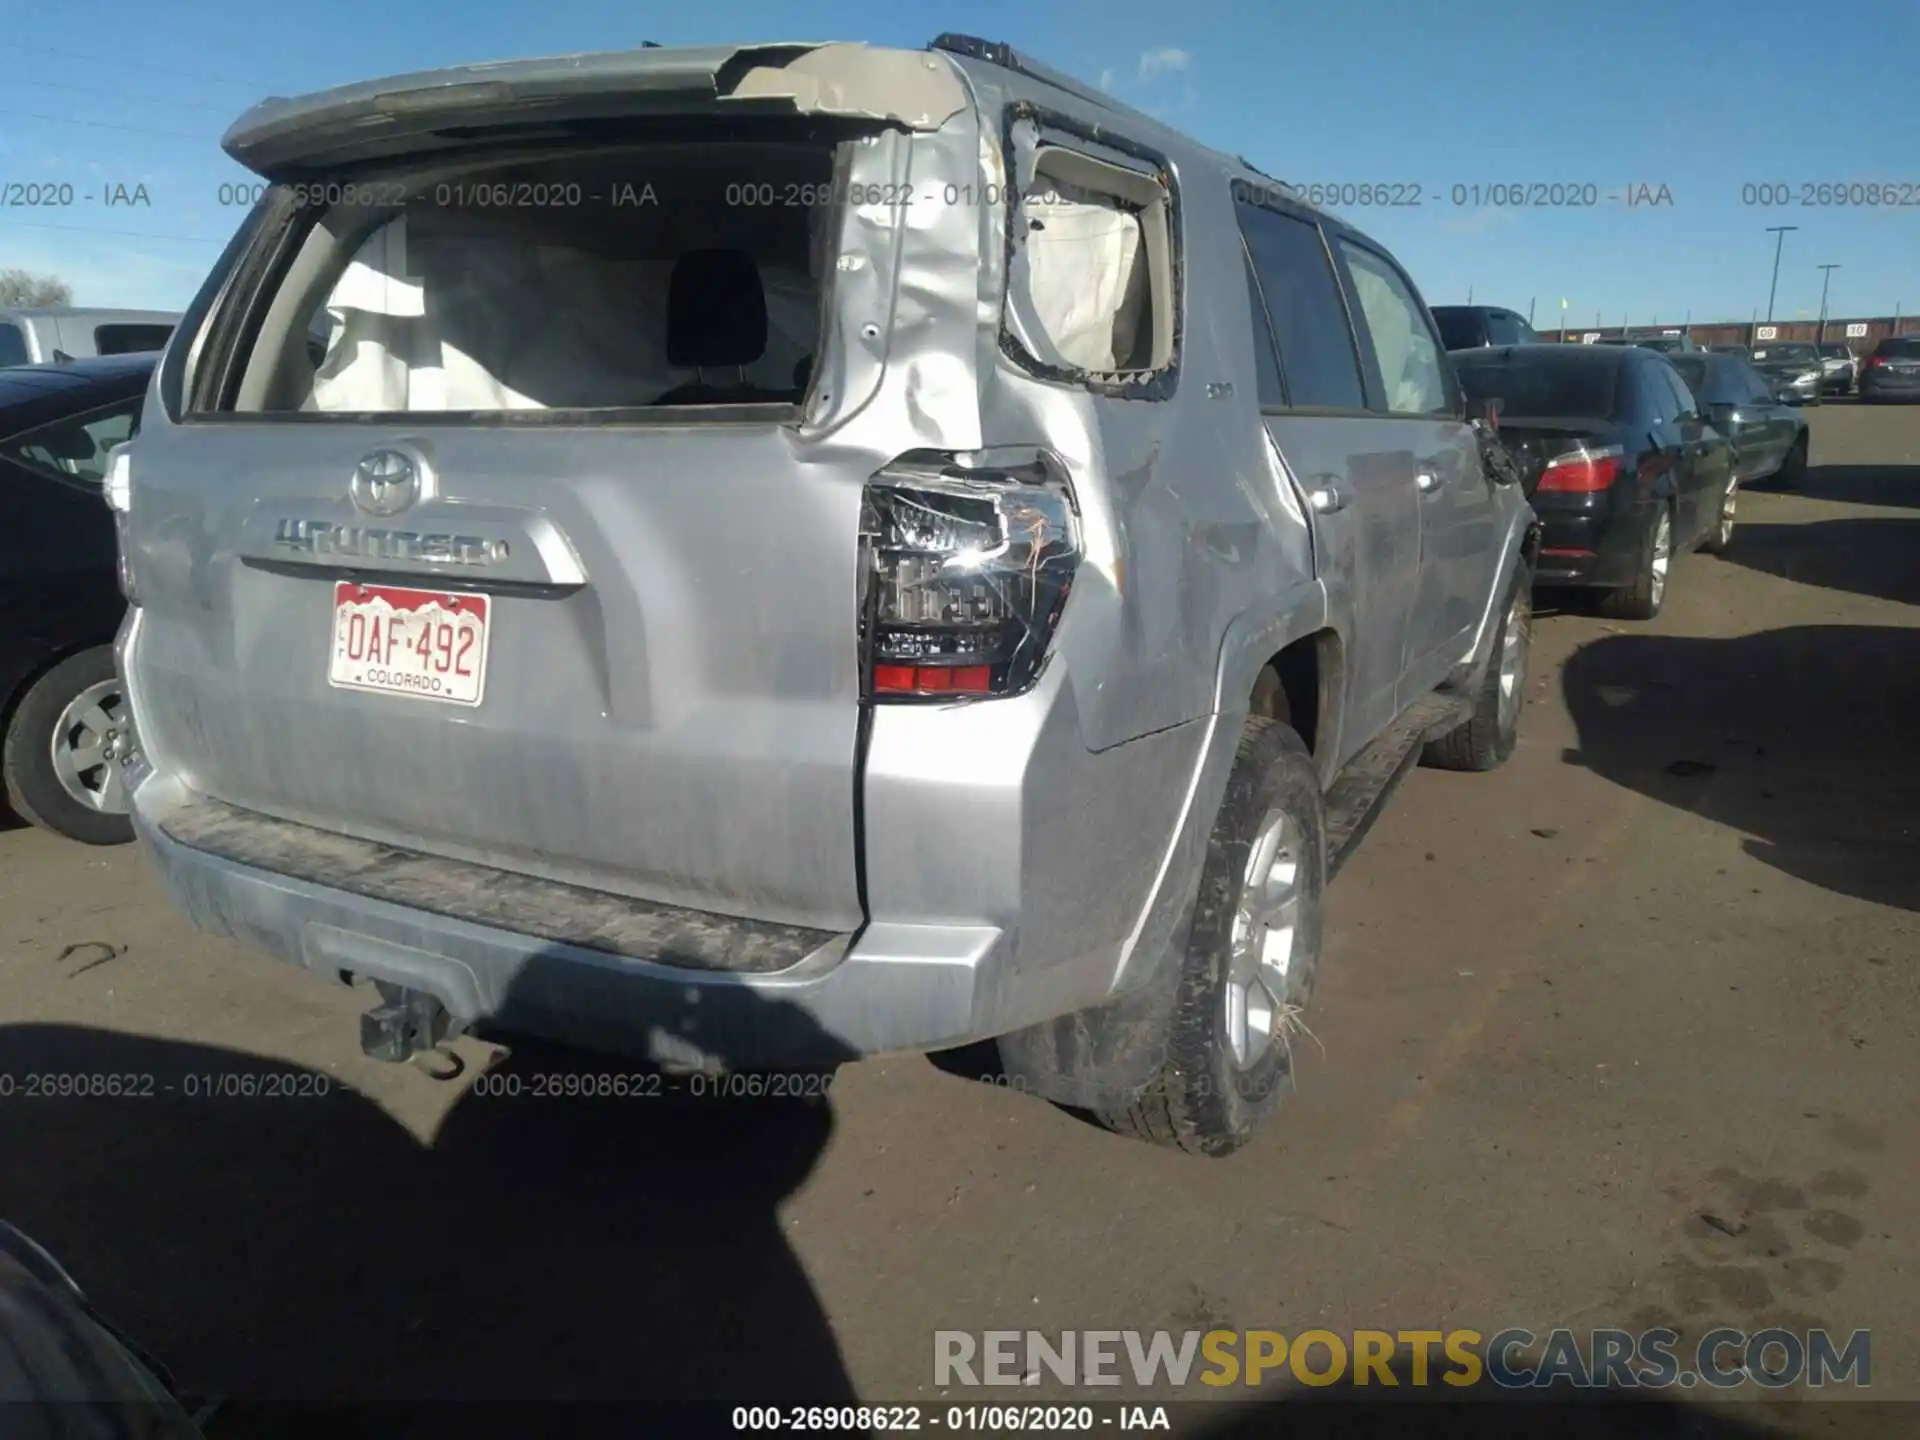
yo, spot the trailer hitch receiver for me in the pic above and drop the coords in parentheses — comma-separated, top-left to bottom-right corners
(359, 982, 452, 1063)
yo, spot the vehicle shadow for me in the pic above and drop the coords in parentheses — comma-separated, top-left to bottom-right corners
(1722, 517, 1920, 607)
(1756, 461, 1920, 507)
(1561, 625, 1920, 913)
(0, 967, 863, 1436)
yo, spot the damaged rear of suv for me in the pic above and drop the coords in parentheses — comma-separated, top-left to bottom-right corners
(115, 35, 1537, 1154)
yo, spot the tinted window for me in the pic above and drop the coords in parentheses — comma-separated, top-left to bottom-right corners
(1243, 250, 1285, 408)
(1236, 204, 1365, 409)
(0, 396, 142, 487)
(1816, 344, 1849, 359)
(0, 324, 27, 367)
(1431, 308, 1484, 350)
(1656, 363, 1697, 418)
(1483, 311, 1523, 346)
(1337, 240, 1449, 415)
(1452, 353, 1619, 421)
(93, 323, 172, 355)
(1668, 356, 1709, 396)
(1873, 337, 1920, 358)
(1734, 362, 1775, 405)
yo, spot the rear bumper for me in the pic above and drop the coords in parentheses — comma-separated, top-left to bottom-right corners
(1529, 499, 1651, 588)
(131, 769, 1000, 1065)
(123, 648, 1218, 1067)
(1859, 378, 1920, 401)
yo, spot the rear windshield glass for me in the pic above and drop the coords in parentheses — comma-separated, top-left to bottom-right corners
(1874, 337, 1920, 358)
(215, 142, 839, 416)
(1453, 353, 1618, 421)
(1430, 308, 1482, 349)
(1752, 343, 1817, 363)
(1816, 344, 1850, 358)
(1668, 356, 1708, 393)
(94, 323, 173, 355)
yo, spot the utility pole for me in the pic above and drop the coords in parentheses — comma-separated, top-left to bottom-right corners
(1816, 263, 1840, 342)
(1764, 225, 1797, 322)
(1528, 296, 1536, 326)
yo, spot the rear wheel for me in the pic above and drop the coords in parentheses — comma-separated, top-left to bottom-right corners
(1, 648, 137, 846)
(1423, 563, 1531, 772)
(1098, 719, 1325, 1157)
(1699, 475, 1739, 554)
(1596, 504, 1672, 621)
(1773, 433, 1808, 489)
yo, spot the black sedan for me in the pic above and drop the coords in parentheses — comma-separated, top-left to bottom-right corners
(1668, 351, 1809, 507)
(0, 354, 151, 844)
(1858, 335, 1920, 403)
(1453, 344, 1736, 621)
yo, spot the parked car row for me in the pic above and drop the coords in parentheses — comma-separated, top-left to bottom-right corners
(1448, 343, 1806, 620)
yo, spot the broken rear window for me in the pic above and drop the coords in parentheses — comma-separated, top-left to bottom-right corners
(215, 141, 841, 416)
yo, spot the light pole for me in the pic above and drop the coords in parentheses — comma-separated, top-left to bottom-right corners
(1764, 225, 1797, 323)
(1816, 263, 1840, 342)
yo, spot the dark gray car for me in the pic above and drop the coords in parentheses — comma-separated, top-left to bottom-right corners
(1669, 350, 1809, 512)
(1858, 335, 1920, 402)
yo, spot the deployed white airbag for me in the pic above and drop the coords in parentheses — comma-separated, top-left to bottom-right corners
(1010, 179, 1148, 374)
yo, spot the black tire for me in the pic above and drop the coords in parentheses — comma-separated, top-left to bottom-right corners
(1773, 432, 1808, 489)
(1, 648, 136, 846)
(1698, 474, 1738, 555)
(1098, 719, 1325, 1157)
(1596, 503, 1672, 621)
(1422, 563, 1531, 772)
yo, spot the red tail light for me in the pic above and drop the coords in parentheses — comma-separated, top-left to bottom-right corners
(1866, 355, 1890, 368)
(858, 449, 1082, 702)
(1536, 446, 1624, 493)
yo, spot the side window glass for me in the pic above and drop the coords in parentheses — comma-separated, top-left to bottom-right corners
(1242, 249, 1286, 408)
(0, 323, 27, 367)
(1636, 363, 1669, 423)
(1336, 240, 1450, 415)
(0, 397, 142, 487)
(1484, 312, 1521, 346)
(1234, 204, 1364, 409)
(1662, 365, 1697, 419)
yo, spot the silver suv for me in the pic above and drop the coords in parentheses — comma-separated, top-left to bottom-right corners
(112, 35, 1538, 1154)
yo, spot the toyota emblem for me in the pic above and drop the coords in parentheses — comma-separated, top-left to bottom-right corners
(350, 448, 424, 516)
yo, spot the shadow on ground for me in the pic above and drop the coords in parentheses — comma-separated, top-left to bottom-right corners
(1720, 516, 1920, 607)
(0, 968, 863, 1436)
(1562, 625, 1920, 912)
(1763, 461, 1920, 508)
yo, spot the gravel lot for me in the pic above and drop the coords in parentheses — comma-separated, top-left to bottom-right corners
(1, 401, 1914, 1433)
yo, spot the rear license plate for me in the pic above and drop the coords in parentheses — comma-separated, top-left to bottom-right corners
(329, 582, 491, 707)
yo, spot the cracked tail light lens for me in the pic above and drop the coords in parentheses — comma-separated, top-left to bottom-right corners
(859, 451, 1081, 700)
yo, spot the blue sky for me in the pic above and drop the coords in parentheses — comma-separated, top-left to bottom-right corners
(3, 0, 1916, 327)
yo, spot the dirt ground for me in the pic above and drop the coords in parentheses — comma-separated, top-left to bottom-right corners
(1, 402, 1914, 1434)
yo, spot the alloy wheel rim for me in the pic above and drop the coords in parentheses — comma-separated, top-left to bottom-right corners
(49, 680, 135, 814)
(1497, 590, 1529, 733)
(1650, 511, 1672, 606)
(1223, 808, 1304, 1070)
